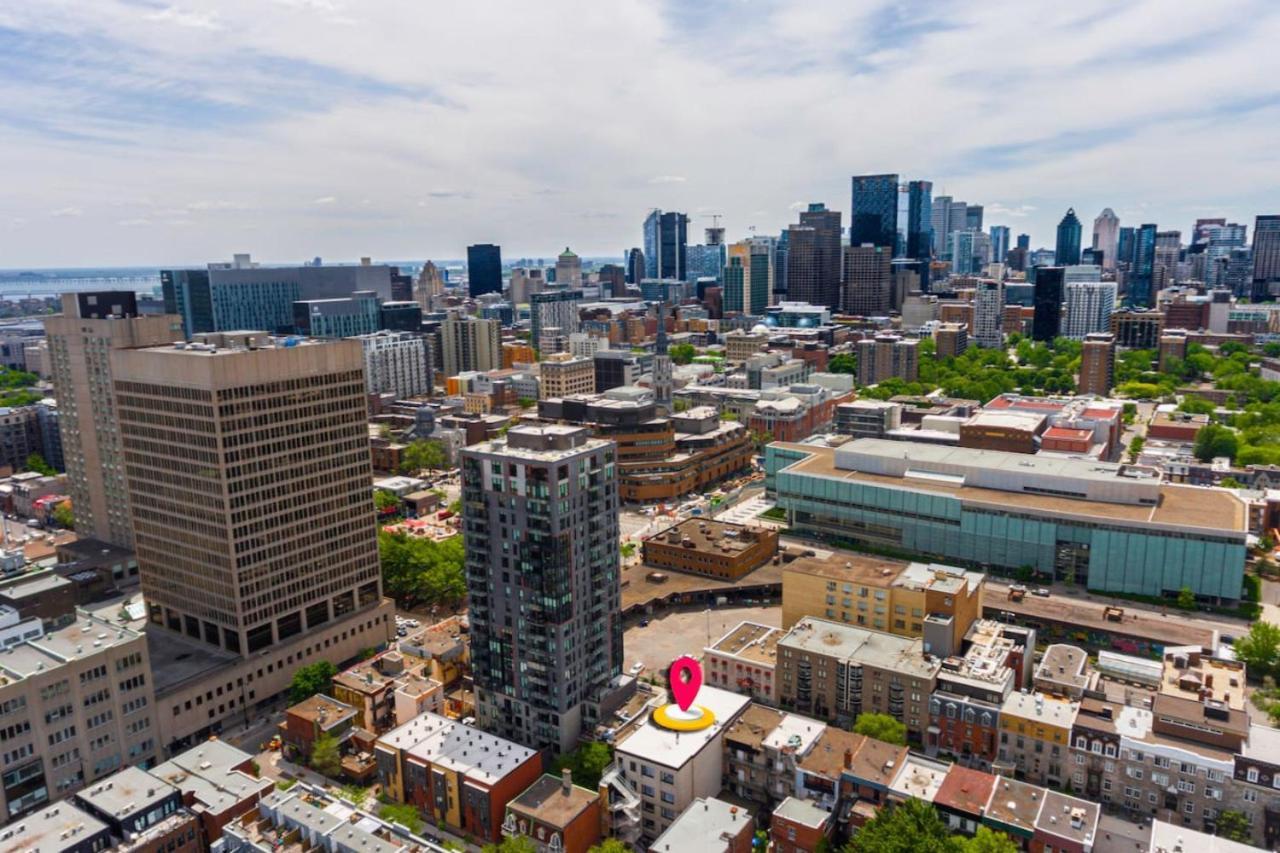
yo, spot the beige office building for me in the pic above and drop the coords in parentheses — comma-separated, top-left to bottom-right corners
(441, 315, 501, 377)
(110, 333, 383, 656)
(44, 293, 183, 547)
(538, 353, 595, 399)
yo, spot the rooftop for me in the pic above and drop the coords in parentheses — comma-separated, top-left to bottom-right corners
(723, 703, 785, 752)
(0, 611, 145, 686)
(779, 617, 941, 680)
(0, 802, 109, 853)
(707, 621, 781, 666)
(889, 754, 950, 802)
(762, 713, 826, 757)
(1158, 647, 1246, 710)
(615, 685, 751, 770)
(965, 410, 1047, 431)
(149, 740, 270, 816)
(1001, 691, 1079, 728)
(379, 713, 537, 784)
(1034, 790, 1099, 846)
(649, 518, 770, 559)
(1036, 644, 1092, 693)
(287, 694, 359, 730)
(894, 561, 984, 597)
(1148, 818, 1257, 853)
(796, 729, 865, 781)
(771, 796, 830, 830)
(506, 773, 598, 830)
(933, 766, 997, 816)
(781, 550, 908, 588)
(983, 777, 1046, 835)
(76, 767, 174, 820)
(649, 797, 751, 853)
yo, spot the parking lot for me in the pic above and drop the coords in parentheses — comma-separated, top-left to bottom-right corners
(622, 604, 783, 681)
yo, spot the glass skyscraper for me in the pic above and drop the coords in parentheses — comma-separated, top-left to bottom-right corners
(1129, 224, 1157, 307)
(466, 243, 503, 297)
(1055, 208, 1083, 266)
(850, 173, 899, 248)
(906, 180, 933, 263)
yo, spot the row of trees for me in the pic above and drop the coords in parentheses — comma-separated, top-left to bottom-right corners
(860, 337, 1082, 405)
(378, 530, 466, 609)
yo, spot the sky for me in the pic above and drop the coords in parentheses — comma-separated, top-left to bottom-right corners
(2, 0, 1280, 268)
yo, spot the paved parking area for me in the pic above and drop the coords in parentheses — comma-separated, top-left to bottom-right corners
(623, 604, 782, 678)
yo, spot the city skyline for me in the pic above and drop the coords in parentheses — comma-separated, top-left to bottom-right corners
(2, 1, 1279, 266)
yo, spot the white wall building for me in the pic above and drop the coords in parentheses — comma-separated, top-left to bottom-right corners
(1063, 281, 1117, 339)
(357, 331, 429, 398)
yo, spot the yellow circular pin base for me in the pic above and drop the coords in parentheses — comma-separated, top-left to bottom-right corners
(653, 704, 716, 731)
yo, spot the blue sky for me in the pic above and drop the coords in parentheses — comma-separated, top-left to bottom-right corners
(1, 0, 1278, 266)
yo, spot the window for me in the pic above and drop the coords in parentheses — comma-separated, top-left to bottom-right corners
(1247, 768, 1259, 783)
(1177, 780, 1196, 794)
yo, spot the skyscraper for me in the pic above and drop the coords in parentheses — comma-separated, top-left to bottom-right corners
(467, 244, 503, 297)
(686, 243, 726, 283)
(462, 424, 622, 752)
(415, 260, 445, 308)
(1129, 224, 1157, 307)
(1153, 231, 1182, 291)
(989, 225, 1011, 266)
(1116, 227, 1136, 268)
(842, 244, 893, 315)
(625, 247, 645, 285)
(111, 333, 384, 655)
(1017, 233, 1031, 251)
(965, 205, 984, 232)
(1253, 215, 1280, 302)
(931, 196, 974, 260)
(723, 253, 747, 315)
(44, 293, 183, 548)
(530, 289, 583, 353)
(441, 314, 502, 376)
(598, 263, 626, 299)
(972, 280, 1004, 349)
(555, 247, 582, 288)
(643, 211, 661, 279)
(906, 180, 933, 287)
(950, 230, 979, 275)
(850, 174, 899, 248)
(1055, 208, 1083, 266)
(643, 210, 689, 280)
(1078, 333, 1116, 396)
(1063, 281, 1117, 339)
(1202, 223, 1248, 290)
(786, 204, 843, 309)
(1092, 208, 1120, 272)
(1032, 266, 1065, 341)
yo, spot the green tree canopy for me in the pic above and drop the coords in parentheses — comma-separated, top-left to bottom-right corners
(377, 531, 466, 608)
(374, 489, 401, 513)
(1234, 621, 1280, 682)
(401, 439, 447, 475)
(852, 712, 906, 746)
(1215, 810, 1252, 843)
(843, 798, 961, 853)
(1176, 587, 1196, 610)
(52, 500, 75, 530)
(289, 660, 337, 704)
(310, 731, 342, 777)
(668, 343, 696, 365)
(829, 353, 858, 375)
(24, 453, 56, 476)
(1193, 423, 1238, 462)
(554, 741, 612, 790)
(963, 826, 1019, 853)
(588, 841, 633, 853)
(379, 802, 425, 834)
(483, 837, 537, 853)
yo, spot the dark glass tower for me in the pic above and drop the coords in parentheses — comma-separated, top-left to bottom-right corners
(1032, 266, 1065, 342)
(1117, 227, 1136, 267)
(906, 180, 933, 260)
(1130, 224, 1157, 307)
(788, 204, 843, 310)
(658, 212, 689, 280)
(466, 244, 502, 297)
(1252, 215, 1280, 302)
(1055, 208, 1083, 266)
(850, 174, 899, 248)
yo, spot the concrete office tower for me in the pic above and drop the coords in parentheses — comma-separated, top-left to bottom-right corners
(415, 260, 445, 309)
(1254, 215, 1280, 301)
(1092, 209, 1120, 272)
(356, 331, 430, 398)
(539, 353, 596, 399)
(972, 280, 1004, 348)
(441, 314, 501, 376)
(508, 267, 545, 305)
(1063, 281, 1118, 339)
(44, 292, 183, 548)
(1153, 231, 1182, 292)
(651, 303, 673, 410)
(555, 247, 583, 289)
(989, 225, 1011, 266)
(1055, 208, 1083, 266)
(841, 244, 893, 315)
(786, 204, 843, 310)
(462, 425, 623, 752)
(111, 334, 382, 655)
(530, 290, 583, 354)
(467, 244, 503, 297)
(1079, 333, 1116, 396)
(856, 334, 919, 386)
(850, 173, 899, 248)
(597, 264, 626, 299)
(1032, 267, 1065, 342)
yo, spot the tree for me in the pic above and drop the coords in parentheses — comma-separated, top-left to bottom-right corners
(1215, 810, 1252, 843)
(52, 500, 75, 530)
(483, 838, 537, 853)
(517, 397, 536, 409)
(554, 741, 612, 790)
(1176, 587, 1196, 611)
(341, 784, 370, 808)
(852, 712, 906, 746)
(374, 490, 401, 514)
(401, 439, 447, 475)
(24, 453, 56, 476)
(310, 732, 342, 777)
(844, 798, 962, 853)
(289, 660, 337, 704)
(588, 841, 632, 853)
(378, 531, 466, 608)
(1193, 423, 1238, 463)
(963, 827, 1019, 853)
(1234, 621, 1280, 681)
(379, 802, 425, 834)
(1127, 435, 1145, 462)
(668, 343, 696, 365)
(829, 353, 858, 375)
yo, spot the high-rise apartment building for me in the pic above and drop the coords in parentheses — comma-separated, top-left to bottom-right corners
(554, 248, 582, 289)
(1092, 209, 1120, 272)
(44, 292, 183, 548)
(1063, 281, 1117, 339)
(950, 230, 980, 275)
(111, 333, 382, 656)
(932, 322, 969, 358)
(530, 289, 583, 354)
(1251, 215, 1280, 302)
(686, 243, 725, 284)
(856, 334, 919, 386)
(461, 425, 623, 752)
(989, 225, 1011, 266)
(972, 280, 1004, 349)
(1129, 224, 1158, 307)
(1078, 333, 1116, 397)
(1032, 267, 1065, 342)
(643, 211, 689, 280)
(467, 244, 503, 297)
(356, 331, 430, 398)
(1153, 230, 1182, 292)
(1055, 209, 1083, 266)
(441, 314, 501, 377)
(841, 244, 893, 315)
(850, 174, 899, 248)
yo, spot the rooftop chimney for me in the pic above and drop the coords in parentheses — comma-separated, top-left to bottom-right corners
(562, 767, 572, 795)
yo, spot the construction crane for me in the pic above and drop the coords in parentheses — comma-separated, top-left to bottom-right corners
(703, 213, 726, 246)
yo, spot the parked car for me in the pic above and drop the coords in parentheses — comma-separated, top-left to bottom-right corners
(1032, 588, 1051, 597)
(629, 662, 645, 675)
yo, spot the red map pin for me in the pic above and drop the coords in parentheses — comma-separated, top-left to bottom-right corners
(669, 655, 703, 712)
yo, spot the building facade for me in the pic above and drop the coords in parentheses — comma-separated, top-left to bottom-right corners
(357, 331, 430, 398)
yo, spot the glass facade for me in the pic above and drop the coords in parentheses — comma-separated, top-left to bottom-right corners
(850, 174, 899, 249)
(766, 447, 1245, 601)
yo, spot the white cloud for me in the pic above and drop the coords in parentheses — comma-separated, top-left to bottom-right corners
(647, 175, 686, 185)
(50, 207, 83, 218)
(311, 196, 337, 205)
(986, 203, 1037, 219)
(144, 6, 222, 30)
(117, 218, 151, 226)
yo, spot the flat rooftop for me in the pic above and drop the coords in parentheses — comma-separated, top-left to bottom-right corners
(707, 621, 781, 666)
(889, 755, 950, 802)
(615, 685, 750, 770)
(723, 703, 785, 752)
(621, 554, 783, 612)
(762, 713, 825, 756)
(288, 694, 358, 728)
(1001, 692, 1079, 728)
(0, 802, 109, 853)
(381, 713, 536, 785)
(781, 550, 908, 587)
(649, 518, 769, 558)
(771, 796, 830, 830)
(150, 739, 270, 815)
(649, 797, 751, 851)
(984, 777, 1046, 835)
(776, 441, 1246, 534)
(506, 774, 597, 830)
(933, 765, 997, 816)
(76, 766, 174, 819)
(779, 617, 941, 680)
(0, 611, 145, 685)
